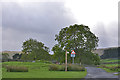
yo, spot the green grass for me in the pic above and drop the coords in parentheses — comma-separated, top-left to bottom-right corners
(2, 61, 87, 78)
(100, 58, 120, 63)
(100, 67, 120, 75)
(104, 64, 119, 67)
(100, 67, 117, 73)
(0, 62, 2, 79)
(99, 58, 119, 74)
(99, 64, 119, 67)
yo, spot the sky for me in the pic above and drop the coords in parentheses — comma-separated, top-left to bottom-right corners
(0, 0, 119, 54)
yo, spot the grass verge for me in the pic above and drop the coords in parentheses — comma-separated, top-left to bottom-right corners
(2, 61, 87, 78)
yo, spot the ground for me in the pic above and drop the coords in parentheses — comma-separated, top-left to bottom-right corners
(84, 58, 119, 78)
(2, 61, 87, 78)
(2, 58, 119, 79)
(85, 67, 118, 78)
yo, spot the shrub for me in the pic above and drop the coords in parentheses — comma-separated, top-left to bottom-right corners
(6, 66, 28, 72)
(49, 64, 60, 71)
(68, 64, 85, 71)
(2, 64, 8, 68)
(44, 61, 52, 64)
(49, 64, 85, 71)
(109, 66, 119, 71)
(60, 65, 65, 71)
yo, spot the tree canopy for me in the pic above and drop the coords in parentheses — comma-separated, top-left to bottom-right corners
(52, 24, 100, 64)
(55, 24, 99, 52)
(2, 53, 9, 62)
(21, 38, 51, 61)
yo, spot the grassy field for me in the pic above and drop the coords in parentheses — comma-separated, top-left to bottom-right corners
(103, 64, 119, 67)
(2, 61, 87, 78)
(100, 58, 120, 63)
(100, 64, 119, 72)
(0, 62, 2, 79)
(99, 58, 119, 74)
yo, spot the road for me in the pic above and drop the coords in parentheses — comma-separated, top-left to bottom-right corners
(85, 67, 118, 78)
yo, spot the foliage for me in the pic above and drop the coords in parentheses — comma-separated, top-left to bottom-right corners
(98, 58, 119, 73)
(13, 53, 22, 60)
(5, 66, 28, 72)
(67, 64, 85, 71)
(52, 44, 65, 63)
(38, 60, 52, 64)
(2, 53, 9, 61)
(101, 58, 119, 63)
(55, 24, 99, 52)
(52, 24, 99, 65)
(49, 64, 85, 71)
(100, 47, 119, 59)
(21, 38, 51, 61)
(98, 64, 120, 72)
(2, 62, 87, 78)
(78, 52, 100, 65)
(49, 64, 60, 71)
(100, 58, 119, 64)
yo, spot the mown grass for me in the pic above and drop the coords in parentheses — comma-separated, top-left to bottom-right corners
(2, 61, 87, 78)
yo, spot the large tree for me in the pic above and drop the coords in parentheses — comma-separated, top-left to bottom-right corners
(52, 44, 65, 63)
(55, 24, 99, 52)
(53, 24, 99, 64)
(21, 38, 50, 61)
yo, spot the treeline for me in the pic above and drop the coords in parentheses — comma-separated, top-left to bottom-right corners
(52, 47, 100, 65)
(21, 38, 52, 61)
(52, 24, 100, 65)
(2, 38, 52, 62)
(2, 24, 101, 65)
(100, 47, 120, 59)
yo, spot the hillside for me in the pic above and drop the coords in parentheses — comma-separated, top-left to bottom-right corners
(1, 51, 22, 59)
(92, 47, 119, 56)
(1, 46, 119, 59)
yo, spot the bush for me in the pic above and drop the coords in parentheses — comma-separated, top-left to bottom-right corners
(44, 61, 52, 64)
(6, 66, 28, 72)
(68, 64, 85, 71)
(49, 64, 60, 71)
(49, 64, 85, 71)
(2, 64, 8, 68)
(109, 66, 120, 71)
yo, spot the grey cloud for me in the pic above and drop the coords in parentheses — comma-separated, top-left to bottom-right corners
(2, 2, 76, 51)
(118, 2, 120, 47)
(2, 2, 75, 34)
(93, 22, 118, 48)
(2, 2, 118, 51)
(93, 22, 108, 47)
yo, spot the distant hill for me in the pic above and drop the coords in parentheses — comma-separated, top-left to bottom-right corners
(1, 51, 22, 59)
(92, 47, 119, 57)
(92, 48, 104, 56)
(2, 51, 22, 54)
(1, 47, 119, 59)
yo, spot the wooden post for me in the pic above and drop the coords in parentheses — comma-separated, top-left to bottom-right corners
(72, 57, 74, 64)
(65, 50, 67, 72)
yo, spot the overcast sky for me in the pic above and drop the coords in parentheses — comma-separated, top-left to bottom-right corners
(1, 0, 119, 54)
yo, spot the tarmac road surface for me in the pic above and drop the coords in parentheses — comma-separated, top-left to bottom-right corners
(85, 67, 118, 78)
